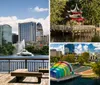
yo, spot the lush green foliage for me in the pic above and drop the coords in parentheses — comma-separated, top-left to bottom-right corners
(61, 54, 75, 63)
(78, 56, 85, 65)
(51, 0, 100, 25)
(80, 0, 100, 25)
(81, 52, 89, 63)
(50, 0, 67, 24)
(25, 45, 49, 55)
(0, 42, 15, 55)
(78, 52, 90, 65)
(92, 61, 100, 77)
(50, 56, 60, 63)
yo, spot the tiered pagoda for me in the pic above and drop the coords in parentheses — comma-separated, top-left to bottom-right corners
(68, 4, 84, 22)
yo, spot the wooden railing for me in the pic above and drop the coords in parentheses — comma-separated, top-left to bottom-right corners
(0, 57, 49, 73)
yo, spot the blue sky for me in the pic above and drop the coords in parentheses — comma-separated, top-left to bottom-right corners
(50, 43, 100, 54)
(0, 0, 49, 19)
(50, 44, 64, 54)
(0, 0, 49, 35)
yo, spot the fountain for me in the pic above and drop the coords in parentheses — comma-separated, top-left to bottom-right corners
(16, 40, 34, 56)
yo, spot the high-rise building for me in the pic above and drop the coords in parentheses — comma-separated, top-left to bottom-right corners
(0, 24, 12, 45)
(50, 49, 57, 57)
(18, 22, 37, 42)
(42, 35, 49, 45)
(12, 33, 18, 44)
(36, 23, 43, 42)
(50, 49, 62, 57)
(64, 44, 74, 55)
(57, 51, 62, 57)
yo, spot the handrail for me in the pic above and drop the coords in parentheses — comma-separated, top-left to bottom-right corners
(0, 57, 49, 73)
(0, 57, 49, 60)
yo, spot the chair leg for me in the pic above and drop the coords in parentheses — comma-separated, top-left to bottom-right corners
(38, 77, 41, 83)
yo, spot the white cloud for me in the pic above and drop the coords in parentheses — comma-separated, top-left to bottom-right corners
(75, 44, 83, 54)
(34, 6, 48, 12)
(92, 43, 100, 47)
(0, 16, 49, 35)
(92, 43, 100, 51)
(83, 45, 88, 51)
(95, 48, 100, 50)
(50, 45, 64, 54)
(75, 44, 89, 54)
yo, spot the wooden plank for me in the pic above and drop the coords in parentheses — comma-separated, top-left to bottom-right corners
(11, 72, 42, 77)
(12, 69, 28, 72)
(0, 73, 49, 85)
(39, 68, 49, 73)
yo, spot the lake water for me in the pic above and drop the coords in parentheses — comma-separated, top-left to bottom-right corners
(50, 64, 97, 85)
(0, 55, 49, 72)
(0, 55, 48, 59)
(51, 77, 100, 85)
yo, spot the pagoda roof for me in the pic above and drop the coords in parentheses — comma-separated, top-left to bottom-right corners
(71, 17, 84, 22)
(69, 14, 82, 18)
(70, 4, 82, 13)
(69, 15, 84, 22)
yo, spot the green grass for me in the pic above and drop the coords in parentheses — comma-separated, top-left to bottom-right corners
(82, 74, 98, 78)
(84, 62, 95, 66)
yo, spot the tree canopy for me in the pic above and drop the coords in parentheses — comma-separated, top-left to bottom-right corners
(25, 45, 49, 55)
(92, 61, 100, 77)
(77, 52, 90, 65)
(61, 54, 75, 63)
(51, 0, 100, 25)
(80, 0, 100, 25)
(50, 0, 67, 24)
(0, 42, 15, 55)
(81, 52, 89, 63)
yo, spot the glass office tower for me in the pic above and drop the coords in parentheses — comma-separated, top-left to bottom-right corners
(18, 22, 36, 42)
(0, 24, 12, 45)
(64, 44, 75, 55)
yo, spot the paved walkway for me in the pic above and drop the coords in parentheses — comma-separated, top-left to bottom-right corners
(79, 69, 95, 76)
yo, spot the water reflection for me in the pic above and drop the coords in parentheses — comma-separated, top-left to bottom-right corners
(51, 77, 100, 85)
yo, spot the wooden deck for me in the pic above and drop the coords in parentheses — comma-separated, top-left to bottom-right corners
(0, 73, 49, 85)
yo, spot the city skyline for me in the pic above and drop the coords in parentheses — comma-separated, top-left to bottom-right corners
(0, 0, 49, 35)
(50, 43, 100, 54)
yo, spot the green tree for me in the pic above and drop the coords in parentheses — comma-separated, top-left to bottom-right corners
(78, 56, 85, 65)
(61, 54, 75, 63)
(41, 46, 49, 55)
(26, 45, 49, 55)
(0, 46, 8, 55)
(81, 52, 89, 63)
(25, 45, 34, 53)
(50, 56, 60, 63)
(80, 0, 100, 25)
(50, 0, 67, 24)
(92, 61, 100, 77)
(5, 42, 15, 55)
(0, 42, 15, 55)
